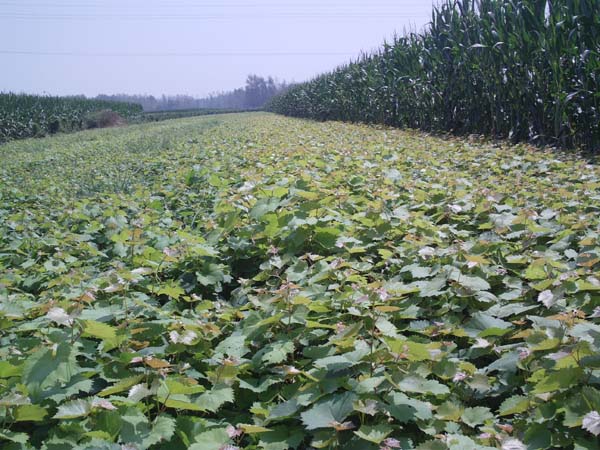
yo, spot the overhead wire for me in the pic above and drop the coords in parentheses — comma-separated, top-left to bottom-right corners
(0, 0, 422, 5)
(0, 0, 432, 19)
(0, 13, 422, 20)
(0, 50, 358, 57)
(0, 1, 430, 59)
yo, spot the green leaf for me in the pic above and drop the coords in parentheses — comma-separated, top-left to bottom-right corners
(13, 404, 48, 422)
(163, 377, 206, 395)
(258, 341, 295, 365)
(259, 426, 305, 450)
(159, 396, 205, 411)
(375, 318, 398, 338)
(300, 392, 357, 430)
(436, 401, 464, 421)
(285, 260, 309, 282)
(574, 438, 600, 450)
(99, 375, 144, 397)
(81, 320, 121, 351)
(313, 354, 356, 372)
(0, 361, 23, 378)
(415, 440, 448, 450)
(418, 277, 447, 297)
(461, 406, 493, 427)
(353, 376, 385, 394)
(120, 407, 151, 445)
(142, 415, 176, 448)
(268, 398, 300, 421)
(396, 376, 450, 396)
(189, 428, 230, 450)
(314, 227, 341, 248)
(453, 275, 490, 292)
(446, 434, 495, 450)
(239, 377, 280, 393)
(53, 399, 92, 419)
(22, 342, 78, 391)
(158, 281, 185, 300)
(467, 312, 511, 333)
(0, 431, 29, 443)
(83, 432, 116, 443)
(524, 423, 552, 449)
(0, 393, 30, 406)
(499, 395, 530, 416)
(563, 387, 600, 427)
(385, 338, 440, 361)
(95, 410, 122, 440)
(524, 262, 547, 280)
(195, 385, 234, 412)
(401, 264, 431, 279)
(45, 376, 94, 403)
(532, 368, 583, 394)
(386, 392, 433, 422)
(214, 334, 248, 359)
(354, 424, 393, 444)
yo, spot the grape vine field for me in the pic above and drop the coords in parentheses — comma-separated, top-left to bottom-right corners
(0, 113, 599, 449)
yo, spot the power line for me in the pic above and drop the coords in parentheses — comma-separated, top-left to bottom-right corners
(0, 5, 425, 10)
(0, 50, 359, 57)
(0, 0, 433, 10)
(0, 12, 421, 16)
(0, 15, 425, 23)
(0, 8, 426, 14)
(0, 14, 427, 22)
(0, 0, 419, 5)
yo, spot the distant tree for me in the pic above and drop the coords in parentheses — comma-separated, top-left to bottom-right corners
(94, 75, 288, 112)
(245, 75, 268, 109)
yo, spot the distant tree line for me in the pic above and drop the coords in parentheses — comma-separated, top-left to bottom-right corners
(96, 75, 290, 112)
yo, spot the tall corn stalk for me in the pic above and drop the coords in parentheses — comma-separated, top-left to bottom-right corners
(267, 0, 600, 151)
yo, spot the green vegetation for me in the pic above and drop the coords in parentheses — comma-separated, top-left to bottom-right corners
(0, 93, 143, 143)
(1, 113, 599, 449)
(141, 108, 256, 123)
(268, 0, 600, 151)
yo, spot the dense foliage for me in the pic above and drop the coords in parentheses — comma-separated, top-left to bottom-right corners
(1, 113, 599, 449)
(268, 0, 600, 151)
(140, 109, 256, 123)
(0, 93, 143, 143)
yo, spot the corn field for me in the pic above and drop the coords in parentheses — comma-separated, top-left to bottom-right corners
(268, 0, 600, 151)
(0, 93, 143, 143)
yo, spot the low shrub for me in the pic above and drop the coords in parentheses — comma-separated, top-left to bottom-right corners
(84, 109, 125, 129)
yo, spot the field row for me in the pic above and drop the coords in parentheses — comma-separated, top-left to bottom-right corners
(0, 93, 143, 143)
(0, 113, 599, 449)
(0, 93, 248, 144)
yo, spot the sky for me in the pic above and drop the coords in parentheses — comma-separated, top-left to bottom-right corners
(0, 0, 438, 97)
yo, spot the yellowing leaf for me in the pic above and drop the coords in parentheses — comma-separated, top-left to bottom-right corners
(238, 424, 272, 434)
(81, 320, 120, 351)
(305, 320, 335, 329)
(13, 405, 48, 422)
(99, 375, 145, 397)
(145, 357, 171, 369)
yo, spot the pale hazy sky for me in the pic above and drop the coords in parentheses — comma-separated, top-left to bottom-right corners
(0, 0, 437, 97)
